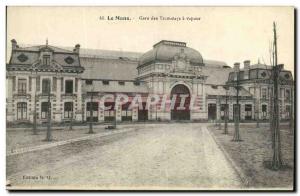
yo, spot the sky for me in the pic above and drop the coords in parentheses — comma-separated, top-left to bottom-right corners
(6, 6, 294, 73)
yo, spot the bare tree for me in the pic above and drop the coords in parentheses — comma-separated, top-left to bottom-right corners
(69, 105, 73, 131)
(88, 89, 95, 134)
(271, 22, 283, 170)
(223, 86, 229, 134)
(32, 85, 38, 135)
(232, 67, 242, 142)
(217, 95, 222, 130)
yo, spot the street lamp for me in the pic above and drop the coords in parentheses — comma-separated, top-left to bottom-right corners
(45, 80, 52, 141)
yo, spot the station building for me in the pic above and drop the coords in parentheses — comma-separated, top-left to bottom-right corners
(6, 39, 294, 124)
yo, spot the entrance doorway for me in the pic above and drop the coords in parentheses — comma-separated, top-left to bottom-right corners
(208, 103, 217, 120)
(170, 84, 190, 120)
(138, 102, 148, 121)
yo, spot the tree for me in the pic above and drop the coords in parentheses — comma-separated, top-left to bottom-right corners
(32, 87, 38, 135)
(289, 86, 294, 134)
(88, 90, 95, 134)
(69, 105, 73, 131)
(271, 22, 283, 170)
(232, 66, 242, 142)
(223, 86, 229, 134)
(217, 96, 222, 130)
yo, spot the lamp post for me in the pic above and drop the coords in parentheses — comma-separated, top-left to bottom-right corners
(45, 80, 52, 141)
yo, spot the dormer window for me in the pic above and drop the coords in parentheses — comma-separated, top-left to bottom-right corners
(43, 55, 50, 66)
(118, 81, 125, 85)
(134, 81, 140, 86)
(103, 80, 109, 85)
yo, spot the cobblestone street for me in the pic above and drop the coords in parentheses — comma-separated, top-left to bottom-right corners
(7, 123, 243, 190)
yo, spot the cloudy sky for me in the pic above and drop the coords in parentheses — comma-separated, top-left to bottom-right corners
(7, 6, 294, 73)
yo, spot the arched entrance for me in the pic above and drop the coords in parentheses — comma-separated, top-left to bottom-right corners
(170, 84, 191, 120)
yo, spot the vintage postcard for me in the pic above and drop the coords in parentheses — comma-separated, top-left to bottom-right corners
(6, 6, 295, 191)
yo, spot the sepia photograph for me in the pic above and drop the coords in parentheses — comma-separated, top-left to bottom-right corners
(5, 6, 295, 191)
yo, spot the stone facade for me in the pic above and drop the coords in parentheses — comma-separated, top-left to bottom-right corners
(6, 40, 294, 125)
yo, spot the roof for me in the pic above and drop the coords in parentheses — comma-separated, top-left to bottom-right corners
(7, 43, 83, 73)
(16, 45, 74, 54)
(227, 63, 293, 82)
(80, 56, 138, 80)
(202, 66, 233, 85)
(205, 85, 252, 97)
(82, 80, 149, 93)
(79, 48, 141, 60)
(203, 59, 228, 68)
(138, 40, 204, 66)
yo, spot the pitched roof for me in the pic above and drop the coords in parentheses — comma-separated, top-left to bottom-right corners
(80, 56, 138, 80)
(205, 85, 252, 97)
(202, 66, 233, 85)
(17, 45, 74, 54)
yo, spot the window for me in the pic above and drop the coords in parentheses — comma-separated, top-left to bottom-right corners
(220, 104, 228, 120)
(43, 55, 50, 66)
(104, 102, 115, 121)
(103, 80, 109, 85)
(53, 77, 57, 91)
(18, 79, 27, 94)
(86, 80, 93, 85)
(118, 81, 125, 85)
(261, 88, 267, 99)
(12, 76, 16, 91)
(280, 88, 285, 98)
(29, 77, 32, 92)
(64, 102, 73, 119)
(245, 104, 252, 120)
(286, 105, 291, 118)
(262, 105, 267, 119)
(134, 81, 140, 86)
(60, 78, 64, 92)
(211, 85, 218, 89)
(42, 79, 51, 94)
(65, 80, 73, 94)
(17, 102, 27, 120)
(36, 76, 40, 91)
(86, 102, 98, 122)
(75, 78, 78, 92)
(41, 102, 50, 119)
(121, 102, 132, 121)
(286, 89, 291, 101)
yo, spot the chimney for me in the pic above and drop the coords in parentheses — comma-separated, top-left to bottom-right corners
(233, 62, 240, 72)
(73, 44, 80, 54)
(243, 60, 250, 79)
(278, 64, 284, 71)
(11, 39, 17, 50)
